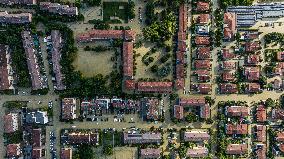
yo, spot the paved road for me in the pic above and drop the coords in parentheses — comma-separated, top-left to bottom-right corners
(39, 36, 55, 95)
(1, 1, 284, 158)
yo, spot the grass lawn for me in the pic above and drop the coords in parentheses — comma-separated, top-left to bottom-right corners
(72, 43, 115, 77)
(103, 2, 128, 23)
(102, 131, 122, 146)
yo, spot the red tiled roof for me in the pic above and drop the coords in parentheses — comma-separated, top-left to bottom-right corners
(124, 30, 136, 41)
(195, 70, 211, 82)
(179, 97, 206, 106)
(276, 132, 284, 142)
(226, 106, 249, 117)
(279, 143, 284, 152)
(50, 30, 65, 90)
(219, 83, 238, 94)
(32, 128, 42, 147)
(39, 2, 78, 16)
(197, 47, 211, 59)
(68, 132, 99, 145)
(196, 2, 210, 11)
(255, 125, 266, 142)
(273, 79, 282, 89)
(174, 105, 184, 119)
(247, 54, 260, 65)
(179, 4, 188, 32)
(194, 70, 210, 75)
(277, 52, 284, 61)
(137, 82, 173, 93)
(197, 14, 210, 24)
(175, 78, 185, 90)
(194, 60, 211, 69)
(32, 148, 42, 159)
(197, 75, 211, 82)
(125, 80, 135, 90)
(186, 147, 209, 158)
(6, 144, 20, 158)
(197, 84, 211, 94)
(140, 148, 161, 159)
(247, 83, 261, 93)
(178, 41, 187, 52)
(226, 144, 248, 155)
(61, 148, 72, 159)
(4, 113, 18, 133)
(200, 104, 210, 118)
(274, 62, 284, 75)
(272, 109, 284, 120)
(145, 98, 160, 120)
(62, 98, 77, 120)
(176, 64, 185, 79)
(184, 131, 210, 142)
(224, 28, 233, 40)
(222, 71, 236, 82)
(226, 124, 248, 135)
(244, 67, 260, 81)
(222, 49, 235, 59)
(178, 32, 186, 41)
(123, 42, 133, 77)
(224, 12, 236, 31)
(246, 32, 259, 40)
(0, 0, 36, 5)
(256, 105, 266, 122)
(245, 42, 261, 52)
(0, 44, 12, 91)
(223, 12, 236, 40)
(220, 61, 236, 70)
(0, 11, 32, 24)
(176, 51, 185, 64)
(255, 144, 266, 159)
(76, 30, 135, 42)
(123, 132, 162, 144)
(195, 36, 210, 45)
(22, 31, 44, 90)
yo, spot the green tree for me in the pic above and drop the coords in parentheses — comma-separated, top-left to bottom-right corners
(103, 145, 113, 155)
(84, 0, 101, 6)
(185, 113, 198, 123)
(169, 93, 178, 100)
(78, 144, 94, 159)
(75, 0, 81, 8)
(148, 57, 154, 63)
(265, 98, 275, 108)
(235, 32, 241, 43)
(126, 1, 135, 20)
(151, 65, 158, 73)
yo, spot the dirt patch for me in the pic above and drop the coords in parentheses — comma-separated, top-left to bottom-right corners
(111, 147, 138, 159)
(134, 42, 173, 80)
(73, 42, 117, 77)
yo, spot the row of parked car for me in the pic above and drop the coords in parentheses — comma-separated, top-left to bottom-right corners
(50, 131, 57, 159)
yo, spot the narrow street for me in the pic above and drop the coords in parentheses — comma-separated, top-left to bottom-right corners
(39, 34, 55, 95)
(0, 87, 282, 158)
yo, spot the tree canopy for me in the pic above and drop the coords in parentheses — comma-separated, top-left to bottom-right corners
(78, 144, 94, 159)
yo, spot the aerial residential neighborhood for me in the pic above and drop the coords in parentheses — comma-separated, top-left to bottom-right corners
(2, 0, 284, 159)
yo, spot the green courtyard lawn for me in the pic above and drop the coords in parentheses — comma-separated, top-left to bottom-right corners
(103, 2, 128, 23)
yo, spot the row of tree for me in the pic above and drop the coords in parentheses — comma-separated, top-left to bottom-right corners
(220, 0, 254, 9)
